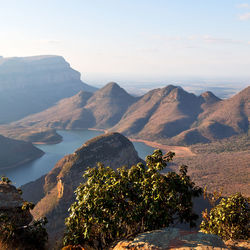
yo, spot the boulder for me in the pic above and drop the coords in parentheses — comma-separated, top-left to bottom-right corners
(113, 227, 227, 250)
(0, 181, 32, 227)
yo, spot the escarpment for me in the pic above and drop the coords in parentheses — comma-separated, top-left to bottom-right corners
(0, 55, 97, 124)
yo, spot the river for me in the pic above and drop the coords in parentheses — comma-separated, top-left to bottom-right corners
(1, 130, 156, 187)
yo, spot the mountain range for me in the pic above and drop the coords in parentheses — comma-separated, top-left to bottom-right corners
(8, 82, 249, 145)
(0, 55, 97, 124)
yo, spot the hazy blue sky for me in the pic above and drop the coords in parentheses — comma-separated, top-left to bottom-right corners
(1, 0, 250, 84)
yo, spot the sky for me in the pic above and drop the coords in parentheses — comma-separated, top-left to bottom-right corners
(0, 0, 250, 85)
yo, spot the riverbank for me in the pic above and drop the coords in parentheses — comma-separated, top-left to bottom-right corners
(0, 150, 45, 171)
(130, 138, 195, 157)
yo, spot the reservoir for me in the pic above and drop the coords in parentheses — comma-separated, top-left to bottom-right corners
(1, 130, 156, 187)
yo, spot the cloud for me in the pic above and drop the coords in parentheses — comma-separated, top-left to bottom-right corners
(237, 3, 250, 8)
(239, 12, 250, 20)
(33, 39, 61, 44)
(44, 39, 61, 44)
(202, 35, 243, 44)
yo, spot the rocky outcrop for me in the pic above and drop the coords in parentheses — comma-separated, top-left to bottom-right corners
(113, 228, 227, 249)
(0, 182, 22, 207)
(0, 182, 34, 249)
(0, 55, 97, 123)
(0, 181, 32, 226)
(23, 133, 142, 241)
(0, 134, 44, 169)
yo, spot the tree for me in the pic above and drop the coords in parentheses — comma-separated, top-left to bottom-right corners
(200, 193, 250, 240)
(63, 150, 202, 248)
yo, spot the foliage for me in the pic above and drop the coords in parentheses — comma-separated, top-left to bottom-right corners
(64, 149, 202, 248)
(21, 201, 35, 211)
(0, 176, 12, 184)
(200, 193, 250, 240)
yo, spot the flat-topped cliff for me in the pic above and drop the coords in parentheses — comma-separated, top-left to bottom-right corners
(0, 55, 97, 123)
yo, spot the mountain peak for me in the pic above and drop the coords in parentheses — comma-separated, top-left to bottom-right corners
(200, 91, 221, 104)
(91, 82, 135, 101)
(105, 81, 120, 88)
(99, 82, 126, 96)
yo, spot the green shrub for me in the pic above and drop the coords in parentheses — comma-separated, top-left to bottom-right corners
(200, 193, 250, 240)
(63, 150, 202, 248)
(0, 176, 11, 184)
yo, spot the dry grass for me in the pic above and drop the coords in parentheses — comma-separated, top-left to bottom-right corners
(170, 150, 250, 197)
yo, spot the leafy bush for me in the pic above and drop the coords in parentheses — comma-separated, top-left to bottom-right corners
(201, 193, 250, 240)
(64, 150, 202, 248)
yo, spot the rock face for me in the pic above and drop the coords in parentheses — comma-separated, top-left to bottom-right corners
(0, 181, 32, 227)
(0, 181, 24, 209)
(0, 134, 44, 169)
(0, 55, 97, 123)
(113, 228, 227, 250)
(23, 132, 142, 240)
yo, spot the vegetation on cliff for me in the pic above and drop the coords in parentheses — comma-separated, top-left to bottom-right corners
(63, 150, 202, 248)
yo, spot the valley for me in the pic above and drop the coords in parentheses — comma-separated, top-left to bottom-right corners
(0, 56, 248, 249)
(0, 71, 248, 197)
(1, 2, 250, 248)
(0, 130, 156, 187)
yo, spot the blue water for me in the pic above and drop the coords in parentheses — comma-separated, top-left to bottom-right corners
(1, 130, 155, 187)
